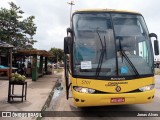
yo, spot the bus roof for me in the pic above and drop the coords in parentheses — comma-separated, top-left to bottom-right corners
(74, 8, 141, 15)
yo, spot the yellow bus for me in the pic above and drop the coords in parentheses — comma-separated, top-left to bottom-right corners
(64, 9, 159, 107)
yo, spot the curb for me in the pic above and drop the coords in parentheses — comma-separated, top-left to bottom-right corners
(36, 79, 59, 120)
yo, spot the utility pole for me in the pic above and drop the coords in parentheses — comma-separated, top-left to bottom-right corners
(67, 1, 75, 27)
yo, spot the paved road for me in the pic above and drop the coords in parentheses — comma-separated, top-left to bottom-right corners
(42, 75, 160, 120)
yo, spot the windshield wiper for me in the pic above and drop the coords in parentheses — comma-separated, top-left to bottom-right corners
(95, 30, 107, 77)
(118, 39, 140, 78)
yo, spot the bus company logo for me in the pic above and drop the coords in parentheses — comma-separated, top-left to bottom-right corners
(105, 82, 128, 87)
(107, 82, 118, 86)
(115, 86, 121, 92)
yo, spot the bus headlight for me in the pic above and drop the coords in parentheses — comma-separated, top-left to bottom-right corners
(139, 84, 155, 92)
(73, 86, 96, 94)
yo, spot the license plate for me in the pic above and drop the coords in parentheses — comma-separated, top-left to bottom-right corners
(111, 97, 125, 103)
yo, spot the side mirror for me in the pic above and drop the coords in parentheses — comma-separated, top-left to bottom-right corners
(64, 37, 71, 54)
(149, 33, 157, 39)
(149, 33, 159, 55)
(67, 28, 73, 35)
(154, 40, 159, 55)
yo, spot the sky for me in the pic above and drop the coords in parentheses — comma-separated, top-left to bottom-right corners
(1, 0, 160, 56)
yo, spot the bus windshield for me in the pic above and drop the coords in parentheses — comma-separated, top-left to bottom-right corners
(72, 13, 154, 79)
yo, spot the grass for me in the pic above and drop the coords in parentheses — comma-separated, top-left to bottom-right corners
(54, 68, 63, 73)
(154, 68, 160, 75)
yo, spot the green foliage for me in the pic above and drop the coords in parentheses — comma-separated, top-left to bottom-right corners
(155, 68, 160, 75)
(49, 48, 64, 63)
(54, 68, 63, 73)
(0, 2, 37, 49)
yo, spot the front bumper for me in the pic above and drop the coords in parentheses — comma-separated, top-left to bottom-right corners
(72, 89, 155, 107)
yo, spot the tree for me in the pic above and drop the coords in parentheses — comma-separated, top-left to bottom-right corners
(49, 48, 64, 63)
(0, 2, 37, 49)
